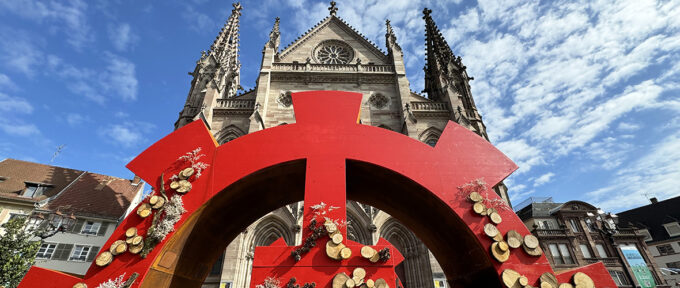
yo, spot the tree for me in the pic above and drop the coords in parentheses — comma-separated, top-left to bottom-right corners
(0, 217, 41, 288)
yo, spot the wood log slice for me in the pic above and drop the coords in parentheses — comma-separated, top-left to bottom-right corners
(487, 208, 498, 216)
(473, 203, 487, 215)
(353, 267, 366, 280)
(340, 247, 352, 259)
(169, 181, 180, 190)
(109, 240, 125, 255)
(125, 227, 137, 238)
(346, 279, 356, 288)
(95, 251, 113, 267)
(129, 243, 143, 254)
(114, 242, 128, 255)
(325, 220, 338, 234)
(149, 195, 159, 206)
(497, 241, 509, 252)
(469, 192, 483, 203)
(366, 279, 375, 288)
(524, 245, 543, 257)
(558, 284, 574, 288)
(353, 277, 364, 286)
(493, 233, 504, 242)
(176, 180, 192, 194)
(519, 276, 529, 286)
(180, 167, 195, 180)
(506, 230, 523, 249)
(326, 240, 344, 260)
(126, 237, 135, 244)
(151, 196, 165, 209)
(332, 233, 343, 245)
(131, 235, 143, 246)
(491, 242, 510, 262)
(540, 283, 553, 288)
(501, 269, 521, 288)
(524, 234, 539, 249)
(332, 273, 350, 288)
(484, 223, 499, 238)
(572, 272, 593, 288)
(490, 212, 502, 224)
(370, 252, 381, 263)
(73, 283, 87, 288)
(361, 246, 377, 259)
(137, 203, 152, 218)
(539, 273, 558, 288)
(374, 279, 388, 288)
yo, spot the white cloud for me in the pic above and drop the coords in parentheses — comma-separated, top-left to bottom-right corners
(100, 121, 155, 148)
(533, 172, 555, 187)
(0, 93, 33, 113)
(105, 54, 138, 101)
(0, 74, 17, 90)
(108, 23, 138, 52)
(0, 120, 40, 136)
(66, 113, 88, 126)
(0, 0, 93, 49)
(0, 28, 44, 76)
(496, 139, 543, 174)
(587, 130, 680, 211)
(617, 122, 640, 132)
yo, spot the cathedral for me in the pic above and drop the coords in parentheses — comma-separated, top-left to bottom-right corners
(174, 2, 510, 288)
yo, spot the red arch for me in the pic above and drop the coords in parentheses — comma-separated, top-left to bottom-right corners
(19, 91, 616, 288)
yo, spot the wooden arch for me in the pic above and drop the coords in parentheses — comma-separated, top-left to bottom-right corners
(20, 91, 616, 288)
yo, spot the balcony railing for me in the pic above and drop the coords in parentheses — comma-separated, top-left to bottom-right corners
(583, 257, 622, 266)
(215, 99, 255, 109)
(271, 63, 394, 73)
(535, 229, 567, 237)
(410, 101, 449, 112)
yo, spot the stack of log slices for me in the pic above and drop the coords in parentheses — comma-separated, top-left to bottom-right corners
(170, 167, 194, 194)
(470, 191, 542, 262)
(360, 246, 381, 263)
(332, 268, 388, 288)
(325, 220, 351, 260)
(136, 193, 166, 218)
(95, 227, 144, 267)
(502, 270, 594, 288)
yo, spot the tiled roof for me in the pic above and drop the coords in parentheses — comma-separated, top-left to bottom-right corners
(0, 159, 83, 199)
(0, 158, 143, 220)
(617, 196, 680, 243)
(45, 172, 143, 220)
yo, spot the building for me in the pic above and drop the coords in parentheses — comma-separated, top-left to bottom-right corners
(515, 197, 669, 287)
(0, 158, 145, 276)
(173, 2, 511, 288)
(617, 196, 680, 287)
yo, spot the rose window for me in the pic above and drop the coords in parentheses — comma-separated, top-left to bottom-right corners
(314, 40, 353, 64)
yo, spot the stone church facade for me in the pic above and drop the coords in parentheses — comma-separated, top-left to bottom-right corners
(174, 3, 510, 288)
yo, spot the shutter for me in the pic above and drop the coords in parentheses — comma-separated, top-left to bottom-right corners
(53, 243, 74, 261)
(86, 246, 100, 262)
(97, 222, 109, 236)
(70, 219, 85, 233)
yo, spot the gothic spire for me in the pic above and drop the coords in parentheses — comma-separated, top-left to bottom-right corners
(423, 7, 456, 75)
(210, 2, 242, 66)
(266, 17, 281, 51)
(385, 19, 401, 51)
(328, 1, 338, 16)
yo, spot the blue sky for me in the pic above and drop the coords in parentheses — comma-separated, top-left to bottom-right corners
(0, 0, 678, 212)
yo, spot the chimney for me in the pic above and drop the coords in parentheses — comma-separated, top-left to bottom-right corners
(132, 175, 142, 186)
(650, 197, 658, 204)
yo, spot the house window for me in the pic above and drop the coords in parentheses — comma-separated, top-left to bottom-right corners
(667, 261, 680, 269)
(22, 183, 50, 198)
(595, 244, 608, 258)
(608, 270, 630, 286)
(548, 243, 574, 264)
(569, 219, 581, 233)
(69, 245, 91, 262)
(80, 221, 101, 235)
(663, 222, 680, 237)
(36, 243, 57, 259)
(579, 244, 593, 258)
(657, 244, 675, 256)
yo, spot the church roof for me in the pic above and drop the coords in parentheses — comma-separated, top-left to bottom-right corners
(279, 15, 387, 62)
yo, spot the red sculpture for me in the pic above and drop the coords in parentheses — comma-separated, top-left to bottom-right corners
(19, 91, 616, 288)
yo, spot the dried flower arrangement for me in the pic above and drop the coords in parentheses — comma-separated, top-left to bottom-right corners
(256, 277, 282, 288)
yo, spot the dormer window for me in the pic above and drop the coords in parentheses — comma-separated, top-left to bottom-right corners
(22, 182, 52, 198)
(663, 222, 680, 237)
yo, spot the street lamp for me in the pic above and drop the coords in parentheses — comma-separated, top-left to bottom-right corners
(28, 210, 77, 239)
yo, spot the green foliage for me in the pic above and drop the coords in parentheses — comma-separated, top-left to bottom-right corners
(0, 217, 41, 288)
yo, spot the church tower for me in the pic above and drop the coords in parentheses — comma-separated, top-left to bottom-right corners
(174, 3, 511, 288)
